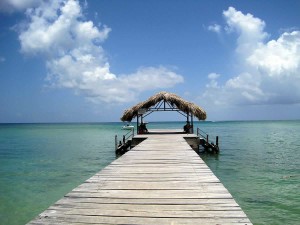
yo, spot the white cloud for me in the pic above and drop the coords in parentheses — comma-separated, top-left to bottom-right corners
(208, 73, 220, 80)
(206, 73, 220, 88)
(201, 7, 300, 106)
(208, 24, 221, 33)
(18, 0, 183, 103)
(223, 7, 268, 56)
(119, 66, 184, 92)
(0, 0, 42, 13)
(19, 0, 110, 55)
(247, 31, 300, 76)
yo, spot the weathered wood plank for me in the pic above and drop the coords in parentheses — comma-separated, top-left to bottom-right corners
(75, 181, 227, 190)
(30, 214, 251, 225)
(55, 196, 241, 205)
(40, 208, 249, 219)
(50, 202, 241, 210)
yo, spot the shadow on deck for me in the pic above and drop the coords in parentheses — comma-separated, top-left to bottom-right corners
(147, 129, 186, 134)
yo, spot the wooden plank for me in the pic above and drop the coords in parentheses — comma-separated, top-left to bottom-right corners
(40, 208, 249, 219)
(75, 181, 226, 190)
(30, 214, 251, 225)
(27, 132, 252, 225)
(55, 196, 241, 205)
(50, 202, 241, 210)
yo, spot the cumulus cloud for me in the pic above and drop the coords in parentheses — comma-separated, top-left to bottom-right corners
(17, 0, 183, 103)
(247, 31, 300, 76)
(202, 7, 300, 106)
(223, 7, 268, 55)
(0, 0, 42, 13)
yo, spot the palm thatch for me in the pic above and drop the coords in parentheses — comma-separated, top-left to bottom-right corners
(120, 91, 206, 121)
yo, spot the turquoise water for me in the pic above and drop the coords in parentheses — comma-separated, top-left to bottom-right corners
(0, 121, 299, 225)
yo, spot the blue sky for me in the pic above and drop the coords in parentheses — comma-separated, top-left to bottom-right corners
(1, 0, 300, 122)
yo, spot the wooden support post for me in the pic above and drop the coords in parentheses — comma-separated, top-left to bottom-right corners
(191, 114, 194, 134)
(136, 115, 138, 135)
(206, 134, 209, 144)
(216, 136, 219, 147)
(123, 135, 125, 144)
(115, 135, 118, 151)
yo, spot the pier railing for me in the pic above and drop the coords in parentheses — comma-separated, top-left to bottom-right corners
(197, 128, 219, 145)
(197, 127, 219, 153)
(115, 128, 135, 152)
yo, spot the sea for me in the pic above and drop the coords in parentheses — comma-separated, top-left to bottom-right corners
(0, 121, 299, 225)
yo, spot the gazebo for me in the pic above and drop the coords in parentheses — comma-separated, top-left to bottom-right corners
(120, 91, 206, 134)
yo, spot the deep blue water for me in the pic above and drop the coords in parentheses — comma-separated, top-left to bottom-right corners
(0, 121, 299, 225)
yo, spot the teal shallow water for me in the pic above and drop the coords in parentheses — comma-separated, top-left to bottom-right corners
(200, 121, 300, 225)
(0, 121, 299, 225)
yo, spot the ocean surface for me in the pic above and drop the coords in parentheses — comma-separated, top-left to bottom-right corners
(0, 121, 299, 225)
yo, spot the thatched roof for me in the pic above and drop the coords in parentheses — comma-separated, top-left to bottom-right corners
(120, 91, 206, 121)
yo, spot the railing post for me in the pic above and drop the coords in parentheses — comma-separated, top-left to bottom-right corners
(206, 134, 209, 144)
(123, 135, 125, 144)
(216, 136, 219, 147)
(115, 135, 118, 151)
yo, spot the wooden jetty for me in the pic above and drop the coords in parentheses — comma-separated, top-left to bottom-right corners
(28, 131, 252, 224)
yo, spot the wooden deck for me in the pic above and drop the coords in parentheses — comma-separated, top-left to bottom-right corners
(28, 132, 252, 225)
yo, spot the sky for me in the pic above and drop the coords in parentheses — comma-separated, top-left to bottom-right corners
(0, 0, 300, 122)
